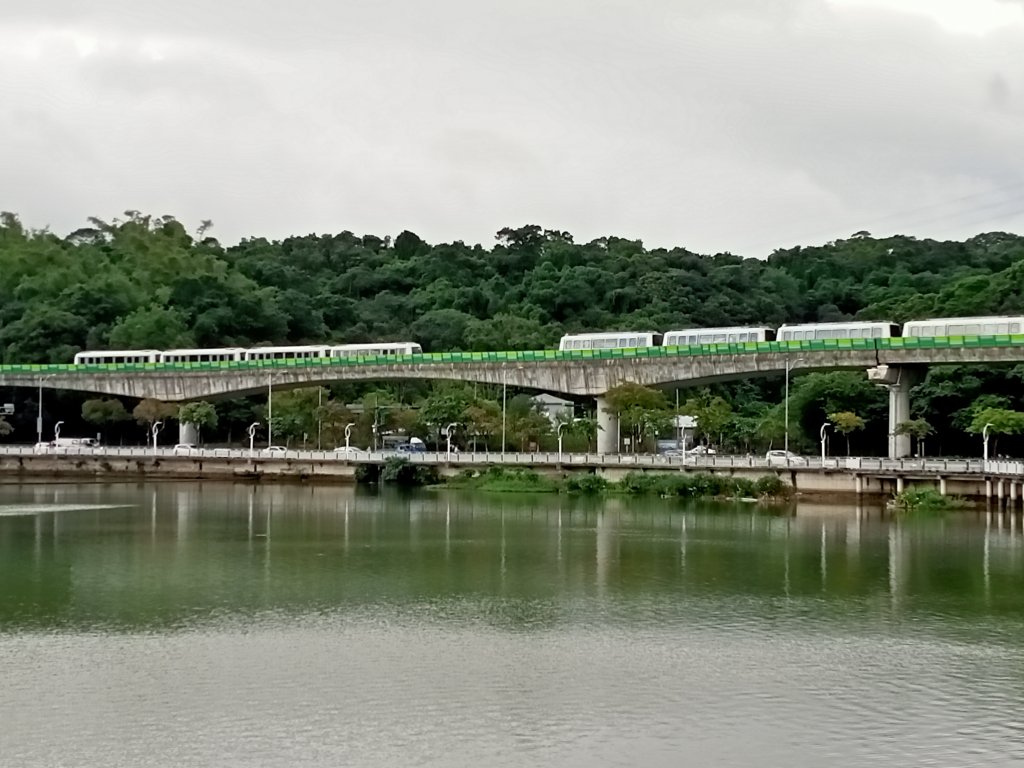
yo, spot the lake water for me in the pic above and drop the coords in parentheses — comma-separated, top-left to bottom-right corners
(1, 482, 1022, 767)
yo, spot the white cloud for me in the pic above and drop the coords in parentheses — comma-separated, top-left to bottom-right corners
(1, 1, 1023, 256)
(829, 0, 1024, 35)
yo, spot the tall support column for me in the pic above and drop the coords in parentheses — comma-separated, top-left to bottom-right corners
(596, 396, 618, 455)
(179, 422, 199, 446)
(867, 364, 926, 459)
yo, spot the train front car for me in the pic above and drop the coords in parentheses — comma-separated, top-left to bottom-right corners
(73, 349, 161, 365)
(558, 331, 663, 351)
(775, 321, 898, 341)
(663, 327, 775, 346)
(902, 316, 1024, 338)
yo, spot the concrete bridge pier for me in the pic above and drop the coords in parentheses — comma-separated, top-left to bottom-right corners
(596, 396, 618, 454)
(179, 422, 199, 446)
(868, 364, 926, 459)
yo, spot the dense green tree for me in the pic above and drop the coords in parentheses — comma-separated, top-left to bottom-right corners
(605, 383, 672, 452)
(6, 212, 1024, 453)
(133, 399, 179, 430)
(505, 395, 552, 451)
(828, 411, 866, 456)
(682, 391, 733, 449)
(81, 398, 130, 442)
(896, 418, 934, 456)
(178, 401, 218, 444)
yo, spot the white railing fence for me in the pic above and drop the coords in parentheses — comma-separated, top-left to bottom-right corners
(1, 445, 1021, 475)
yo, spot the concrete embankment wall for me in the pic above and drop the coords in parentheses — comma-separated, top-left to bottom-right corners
(0, 454, 360, 483)
(0, 454, 1005, 502)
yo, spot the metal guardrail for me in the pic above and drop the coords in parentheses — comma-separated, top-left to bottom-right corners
(0, 445, 1020, 475)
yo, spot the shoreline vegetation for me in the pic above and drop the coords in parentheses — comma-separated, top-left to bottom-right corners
(889, 487, 968, 516)
(429, 465, 791, 501)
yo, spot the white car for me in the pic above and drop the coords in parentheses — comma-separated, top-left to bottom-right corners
(766, 450, 807, 466)
(687, 445, 717, 456)
(33, 442, 53, 453)
(172, 443, 196, 455)
(264, 445, 287, 455)
(333, 446, 366, 459)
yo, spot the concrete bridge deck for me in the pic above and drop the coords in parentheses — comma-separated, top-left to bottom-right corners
(3, 337, 1024, 461)
(0, 344, 1022, 400)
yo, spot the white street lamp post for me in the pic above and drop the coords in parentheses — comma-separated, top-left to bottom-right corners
(317, 388, 323, 451)
(54, 420, 64, 443)
(557, 421, 567, 463)
(152, 420, 164, 452)
(345, 422, 355, 451)
(37, 383, 43, 444)
(445, 422, 457, 461)
(784, 357, 805, 461)
(983, 422, 994, 469)
(820, 422, 830, 467)
(248, 422, 260, 456)
(501, 365, 507, 456)
(267, 375, 273, 448)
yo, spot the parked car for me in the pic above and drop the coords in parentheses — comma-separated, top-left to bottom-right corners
(264, 445, 287, 455)
(687, 445, 717, 456)
(172, 443, 196, 455)
(766, 449, 807, 466)
(333, 446, 366, 457)
(33, 442, 54, 453)
(396, 442, 426, 454)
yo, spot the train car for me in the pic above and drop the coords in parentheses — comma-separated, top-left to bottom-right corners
(73, 349, 160, 365)
(159, 348, 247, 363)
(328, 342, 423, 358)
(776, 321, 898, 342)
(663, 327, 775, 346)
(244, 345, 330, 361)
(902, 316, 1024, 337)
(558, 331, 663, 351)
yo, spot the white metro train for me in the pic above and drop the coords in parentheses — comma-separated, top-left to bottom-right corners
(73, 342, 423, 366)
(559, 316, 1024, 351)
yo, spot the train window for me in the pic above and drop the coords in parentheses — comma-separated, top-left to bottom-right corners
(872, 327, 882, 338)
(986, 324, 1001, 335)
(949, 325, 964, 335)
(1013, 323, 1022, 334)
(966, 324, 981, 335)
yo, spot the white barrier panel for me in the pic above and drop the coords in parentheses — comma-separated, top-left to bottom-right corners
(0, 444, 1021, 475)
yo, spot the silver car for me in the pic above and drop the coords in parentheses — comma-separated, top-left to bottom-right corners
(766, 449, 807, 466)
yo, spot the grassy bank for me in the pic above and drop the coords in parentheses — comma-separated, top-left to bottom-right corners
(442, 466, 790, 501)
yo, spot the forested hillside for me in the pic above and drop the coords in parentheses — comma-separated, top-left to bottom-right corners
(2, 211, 1024, 455)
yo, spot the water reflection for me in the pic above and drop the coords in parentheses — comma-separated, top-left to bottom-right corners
(2, 482, 1024, 767)
(2, 482, 1021, 636)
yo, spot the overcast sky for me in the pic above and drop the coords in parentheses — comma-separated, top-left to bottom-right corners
(2, 0, 1023, 256)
